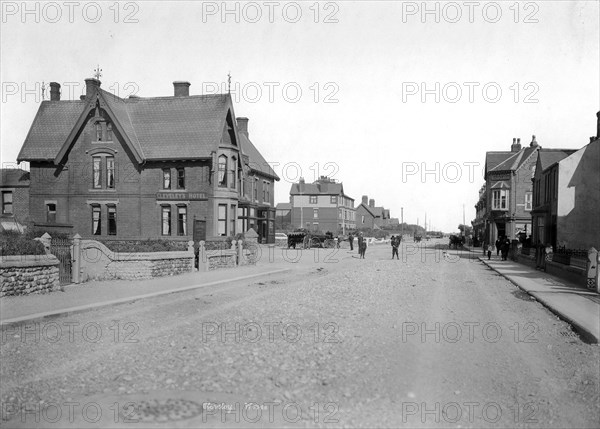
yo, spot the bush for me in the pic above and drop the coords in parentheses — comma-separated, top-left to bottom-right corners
(0, 230, 46, 256)
(24, 228, 71, 240)
(100, 239, 187, 253)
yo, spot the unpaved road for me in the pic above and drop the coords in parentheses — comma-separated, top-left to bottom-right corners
(1, 240, 599, 428)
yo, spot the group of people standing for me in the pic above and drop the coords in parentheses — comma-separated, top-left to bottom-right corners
(486, 236, 511, 260)
(348, 232, 368, 258)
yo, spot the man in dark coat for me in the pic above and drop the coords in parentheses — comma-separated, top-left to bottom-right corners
(391, 236, 399, 259)
(495, 238, 501, 256)
(348, 233, 354, 251)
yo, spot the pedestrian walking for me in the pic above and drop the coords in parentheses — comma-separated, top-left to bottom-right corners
(357, 232, 363, 255)
(501, 237, 510, 260)
(495, 238, 501, 256)
(348, 233, 354, 251)
(391, 236, 399, 259)
(487, 243, 492, 260)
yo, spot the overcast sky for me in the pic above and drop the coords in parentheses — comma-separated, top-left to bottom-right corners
(1, 1, 598, 232)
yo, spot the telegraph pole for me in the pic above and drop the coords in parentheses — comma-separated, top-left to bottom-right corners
(401, 207, 404, 238)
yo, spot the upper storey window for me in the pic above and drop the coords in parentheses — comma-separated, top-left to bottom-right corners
(218, 155, 228, 187)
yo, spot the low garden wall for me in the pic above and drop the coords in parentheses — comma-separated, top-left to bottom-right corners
(78, 240, 194, 282)
(0, 255, 61, 297)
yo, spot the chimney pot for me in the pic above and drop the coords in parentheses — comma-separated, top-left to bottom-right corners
(49, 82, 60, 101)
(236, 117, 249, 137)
(84, 78, 101, 99)
(369, 199, 375, 208)
(173, 81, 191, 97)
(362, 195, 368, 205)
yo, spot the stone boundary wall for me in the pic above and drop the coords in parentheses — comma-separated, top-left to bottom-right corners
(0, 255, 61, 296)
(78, 239, 194, 282)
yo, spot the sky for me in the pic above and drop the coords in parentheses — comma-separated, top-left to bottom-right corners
(1, 0, 599, 233)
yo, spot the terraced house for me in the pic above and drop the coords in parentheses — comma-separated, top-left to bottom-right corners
(482, 136, 540, 244)
(17, 78, 279, 243)
(289, 176, 355, 233)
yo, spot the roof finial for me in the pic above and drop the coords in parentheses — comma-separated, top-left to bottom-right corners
(93, 65, 103, 80)
(227, 71, 231, 94)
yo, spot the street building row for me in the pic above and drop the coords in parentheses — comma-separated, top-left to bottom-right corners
(1, 77, 280, 243)
(472, 111, 600, 255)
(275, 176, 398, 234)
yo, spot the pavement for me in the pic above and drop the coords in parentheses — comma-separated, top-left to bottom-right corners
(0, 260, 291, 327)
(479, 254, 600, 343)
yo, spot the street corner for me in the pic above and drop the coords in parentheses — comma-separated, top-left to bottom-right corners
(1, 390, 309, 428)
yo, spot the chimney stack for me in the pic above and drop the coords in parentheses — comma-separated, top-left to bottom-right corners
(49, 82, 60, 101)
(510, 137, 521, 152)
(596, 111, 600, 139)
(362, 195, 368, 206)
(530, 135, 538, 147)
(84, 78, 101, 99)
(299, 177, 305, 193)
(236, 117, 249, 137)
(173, 81, 191, 97)
(369, 199, 375, 208)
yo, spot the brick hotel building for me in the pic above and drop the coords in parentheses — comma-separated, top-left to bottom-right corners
(17, 78, 279, 243)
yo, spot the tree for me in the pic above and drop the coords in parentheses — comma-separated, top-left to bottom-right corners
(457, 224, 473, 236)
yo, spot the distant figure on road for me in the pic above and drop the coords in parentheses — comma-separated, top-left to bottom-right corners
(357, 232, 364, 255)
(391, 236, 399, 259)
(487, 243, 493, 260)
(348, 233, 354, 251)
(495, 238, 501, 256)
(359, 239, 367, 259)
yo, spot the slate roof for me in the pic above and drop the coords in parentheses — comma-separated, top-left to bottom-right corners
(18, 101, 87, 161)
(238, 132, 279, 180)
(537, 149, 577, 171)
(485, 151, 513, 172)
(17, 89, 254, 163)
(356, 203, 376, 217)
(0, 169, 30, 187)
(490, 146, 538, 172)
(276, 203, 291, 211)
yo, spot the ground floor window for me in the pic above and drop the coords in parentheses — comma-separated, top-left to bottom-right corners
(218, 204, 227, 236)
(107, 205, 117, 235)
(162, 206, 171, 236)
(92, 205, 101, 235)
(1, 191, 13, 214)
(230, 205, 236, 236)
(46, 203, 56, 224)
(177, 206, 187, 236)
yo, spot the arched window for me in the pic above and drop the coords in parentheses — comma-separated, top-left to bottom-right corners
(218, 155, 228, 187)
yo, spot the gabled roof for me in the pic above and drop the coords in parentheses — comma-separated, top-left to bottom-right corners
(537, 149, 577, 172)
(490, 180, 509, 189)
(0, 169, 30, 187)
(239, 132, 279, 180)
(18, 88, 243, 163)
(485, 151, 513, 172)
(276, 203, 291, 210)
(356, 203, 376, 217)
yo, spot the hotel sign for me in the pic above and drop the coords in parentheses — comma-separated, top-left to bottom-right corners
(156, 192, 207, 200)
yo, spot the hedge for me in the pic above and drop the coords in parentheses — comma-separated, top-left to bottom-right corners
(0, 230, 46, 256)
